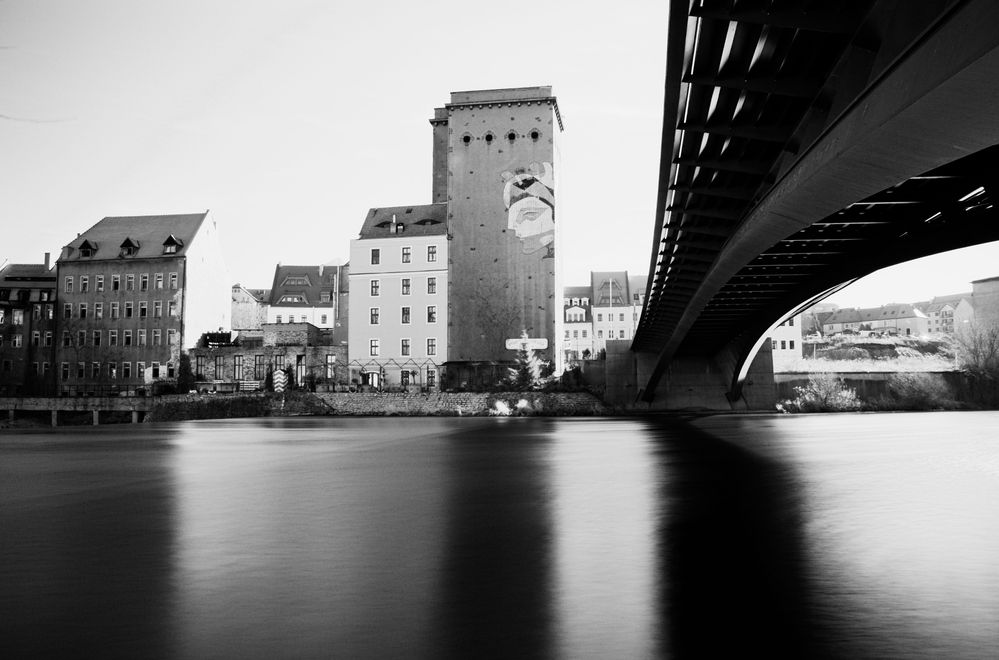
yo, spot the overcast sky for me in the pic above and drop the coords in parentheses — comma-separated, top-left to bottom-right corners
(2, 0, 997, 308)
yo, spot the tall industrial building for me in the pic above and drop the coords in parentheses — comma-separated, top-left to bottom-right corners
(431, 87, 564, 384)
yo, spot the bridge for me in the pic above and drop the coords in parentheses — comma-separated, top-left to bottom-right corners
(610, 0, 999, 410)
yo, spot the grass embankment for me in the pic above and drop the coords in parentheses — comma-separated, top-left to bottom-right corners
(779, 335, 958, 373)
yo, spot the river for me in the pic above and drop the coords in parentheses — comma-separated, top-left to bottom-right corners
(2, 413, 998, 659)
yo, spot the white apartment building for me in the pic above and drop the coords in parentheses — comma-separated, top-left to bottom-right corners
(770, 315, 804, 372)
(348, 205, 448, 390)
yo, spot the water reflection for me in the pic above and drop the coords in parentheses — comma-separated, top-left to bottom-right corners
(2, 413, 998, 659)
(0, 426, 178, 659)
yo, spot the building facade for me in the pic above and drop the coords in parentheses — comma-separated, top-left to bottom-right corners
(563, 285, 593, 362)
(0, 256, 58, 395)
(348, 205, 448, 390)
(265, 263, 347, 333)
(821, 304, 929, 337)
(433, 87, 564, 379)
(914, 294, 975, 335)
(231, 284, 270, 333)
(770, 315, 804, 371)
(971, 276, 999, 328)
(54, 213, 229, 394)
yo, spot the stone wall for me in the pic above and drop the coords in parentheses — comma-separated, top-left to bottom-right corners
(315, 391, 611, 416)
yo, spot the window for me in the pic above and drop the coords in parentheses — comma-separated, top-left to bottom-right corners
(370, 308, 380, 325)
(619, 330, 625, 338)
(123, 362, 131, 379)
(402, 307, 411, 324)
(154, 301, 162, 318)
(325, 354, 336, 379)
(31, 362, 39, 375)
(781, 340, 787, 350)
(80, 276, 89, 292)
(155, 273, 163, 289)
(93, 330, 101, 346)
(139, 301, 147, 318)
(402, 278, 411, 295)
(62, 331, 71, 347)
(426, 368, 436, 388)
(108, 362, 117, 380)
(573, 330, 578, 338)
(167, 329, 177, 345)
(126, 274, 135, 291)
(95, 302, 103, 319)
(32, 305, 41, 321)
(233, 356, 243, 380)
(619, 313, 625, 322)
(124, 330, 133, 346)
(275, 315, 282, 323)
(370, 280, 380, 296)
(320, 314, 328, 324)
(214, 356, 224, 379)
(369, 339, 379, 356)
(77, 362, 85, 379)
(402, 247, 411, 263)
(169, 273, 178, 289)
(152, 329, 161, 346)
(565, 330, 570, 339)
(79, 303, 87, 319)
(320, 291, 331, 303)
(31, 331, 40, 346)
(274, 355, 284, 371)
(597, 314, 603, 322)
(111, 302, 120, 319)
(140, 274, 149, 291)
(254, 355, 267, 379)
(401, 338, 411, 356)
(63, 303, 72, 319)
(598, 330, 603, 338)
(168, 301, 177, 317)
(582, 330, 588, 338)
(64, 276, 73, 293)
(370, 248, 380, 265)
(788, 318, 794, 326)
(427, 245, 437, 262)
(112, 274, 121, 291)
(44, 331, 52, 346)
(77, 330, 85, 347)
(400, 370, 410, 387)
(426, 338, 436, 355)
(138, 329, 146, 346)
(12, 309, 23, 326)
(61, 362, 70, 380)
(43, 362, 50, 376)
(125, 301, 133, 318)
(91, 362, 101, 379)
(427, 277, 436, 294)
(47, 305, 54, 319)
(427, 306, 437, 323)
(789, 340, 795, 350)
(138, 362, 146, 380)
(109, 330, 118, 346)
(152, 362, 160, 379)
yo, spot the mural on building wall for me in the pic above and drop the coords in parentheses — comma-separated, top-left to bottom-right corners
(502, 161, 555, 256)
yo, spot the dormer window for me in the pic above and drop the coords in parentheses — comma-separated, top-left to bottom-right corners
(79, 239, 98, 258)
(282, 276, 310, 286)
(279, 295, 306, 304)
(162, 234, 183, 254)
(120, 237, 140, 257)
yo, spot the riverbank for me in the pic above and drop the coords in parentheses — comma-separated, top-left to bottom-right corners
(143, 390, 613, 422)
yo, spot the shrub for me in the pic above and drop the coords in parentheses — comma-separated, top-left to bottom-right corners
(777, 374, 862, 413)
(883, 373, 957, 410)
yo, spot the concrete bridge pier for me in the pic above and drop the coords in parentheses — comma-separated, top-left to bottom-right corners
(604, 341, 776, 411)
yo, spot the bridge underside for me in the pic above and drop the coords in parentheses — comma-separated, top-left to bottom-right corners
(630, 0, 999, 409)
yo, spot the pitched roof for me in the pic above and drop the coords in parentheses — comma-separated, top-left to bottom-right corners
(358, 204, 447, 239)
(591, 271, 630, 306)
(0, 263, 56, 282)
(824, 304, 927, 325)
(268, 264, 344, 307)
(59, 213, 208, 262)
(563, 285, 591, 300)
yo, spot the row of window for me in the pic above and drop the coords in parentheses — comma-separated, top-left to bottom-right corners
(772, 340, 797, 350)
(61, 328, 175, 347)
(64, 272, 179, 294)
(62, 300, 177, 319)
(369, 306, 437, 325)
(595, 312, 629, 323)
(274, 314, 330, 324)
(0, 288, 54, 303)
(370, 246, 438, 265)
(61, 360, 171, 380)
(368, 338, 437, 357)
(565, 329, 590, 339)
(0, 306, 56, 325)
(369, 276, 438, 297)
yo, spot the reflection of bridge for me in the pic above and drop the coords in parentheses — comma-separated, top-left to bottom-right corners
(611, 0, 999, 409)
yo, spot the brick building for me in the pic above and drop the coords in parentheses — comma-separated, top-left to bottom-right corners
(55, 213, 229, 394)
(0, 255, 58, 395)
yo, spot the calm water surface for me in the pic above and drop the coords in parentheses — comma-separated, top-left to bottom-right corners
(2, 413, 998, 658)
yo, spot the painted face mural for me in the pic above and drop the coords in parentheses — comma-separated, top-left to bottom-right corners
(502, 161, 555, 255)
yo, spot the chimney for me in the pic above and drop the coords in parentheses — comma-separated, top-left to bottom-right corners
(44, 252, 50, 269)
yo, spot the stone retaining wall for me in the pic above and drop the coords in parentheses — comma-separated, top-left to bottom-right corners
(315, 391, 611, 416)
